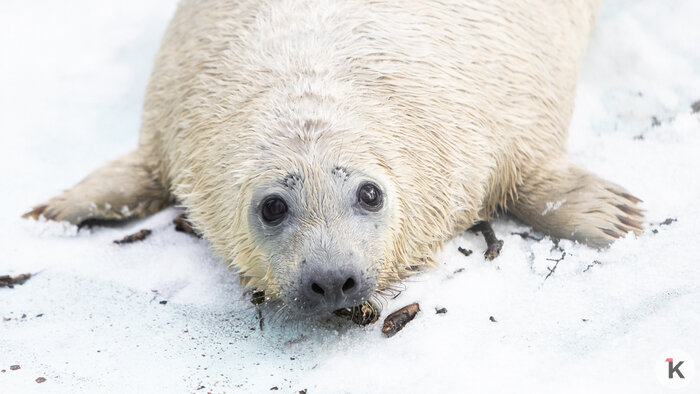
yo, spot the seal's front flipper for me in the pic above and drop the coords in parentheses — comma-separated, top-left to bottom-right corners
(23, 151, 171, 226)
(509, 158, 644, 248)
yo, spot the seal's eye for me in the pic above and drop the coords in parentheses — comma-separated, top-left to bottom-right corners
(261, 197, 288, 224)
(357, 182, 383, 211)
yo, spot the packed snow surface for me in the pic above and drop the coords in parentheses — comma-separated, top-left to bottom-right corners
(1, 1, 699, 392)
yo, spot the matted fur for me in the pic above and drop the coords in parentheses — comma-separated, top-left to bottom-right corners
(25, 0, 643, 297)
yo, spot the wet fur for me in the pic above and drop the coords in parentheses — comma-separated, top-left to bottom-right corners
(25, 0, 643, 297)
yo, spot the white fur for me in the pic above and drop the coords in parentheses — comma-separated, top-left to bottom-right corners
(27, 0, 644, 295)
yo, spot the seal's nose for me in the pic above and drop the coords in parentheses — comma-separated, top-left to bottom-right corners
(301, 263, 363, 310)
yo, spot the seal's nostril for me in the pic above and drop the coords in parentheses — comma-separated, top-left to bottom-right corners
(311, 282, 325, 295)
(342, 277, 356, 293)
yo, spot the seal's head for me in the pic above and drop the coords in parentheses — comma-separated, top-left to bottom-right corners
(246, 161, 391, 314)
(209, 111, 408, 315)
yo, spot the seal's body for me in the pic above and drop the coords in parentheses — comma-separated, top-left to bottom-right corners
(26, 0, 643, 314)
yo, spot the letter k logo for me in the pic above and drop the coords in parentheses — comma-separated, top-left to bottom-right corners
(666, 358, 685, 379)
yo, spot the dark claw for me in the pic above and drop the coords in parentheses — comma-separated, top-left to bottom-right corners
(616, 214, 643, 230)
(616, 204, 643, 217)
(621, 193, 643, 203)
(600, 228, 621, 239)
(21, 205, 48, 219)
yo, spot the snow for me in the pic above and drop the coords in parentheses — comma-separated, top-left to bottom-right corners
(1, 1, 699, 392)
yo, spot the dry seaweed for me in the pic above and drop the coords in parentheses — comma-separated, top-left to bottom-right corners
(382, 303, 420, 337)
(334, 301, 380, 326)
(0, 273, 31, 288)
(251, 290, 266, 305)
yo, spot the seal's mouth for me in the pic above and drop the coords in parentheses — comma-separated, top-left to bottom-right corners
(294, 284, 375, 316)
(332, 301, 381, 325)
(264, 276, 377, 319)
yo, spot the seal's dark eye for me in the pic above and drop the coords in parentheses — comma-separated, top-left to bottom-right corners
(261, 197, 288, 224)
(357, 182, 383, 211)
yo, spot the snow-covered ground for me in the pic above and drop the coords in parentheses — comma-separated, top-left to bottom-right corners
(1, 1, 699, 392)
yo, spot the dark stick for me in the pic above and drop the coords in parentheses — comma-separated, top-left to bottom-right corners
(543, 252, 566, 282)
(113, 229, 152, 245)
(257, 308, 264, 331)
(469, 221, 503, 260)
(0, 273, 32, 288)
(457, 246, 473, 257)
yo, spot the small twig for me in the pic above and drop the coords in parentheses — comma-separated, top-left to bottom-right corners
(469, 221, 503, 260)
(257, 308, 264, 331)
(543, 252, 566, 282)
(113, 229, 152, 245)
(546, 252, 566, 262)
(550, 242, 564, 253)
(150, 289, 161, 302)
(583, 260, 602, 273)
